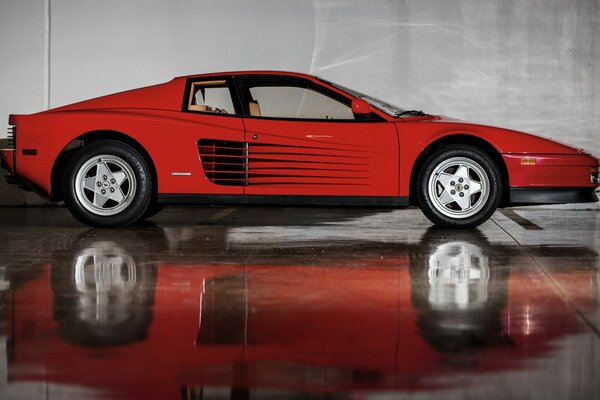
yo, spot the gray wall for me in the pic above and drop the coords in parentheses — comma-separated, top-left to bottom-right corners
(1, 0, 599, 205)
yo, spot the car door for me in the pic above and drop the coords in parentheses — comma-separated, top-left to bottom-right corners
(237, 77, 399, 197)
(177, 77, 245, 195)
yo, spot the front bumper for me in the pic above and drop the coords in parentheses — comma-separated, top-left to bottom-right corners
(503, 153, 599, 187)
(510, 187, 598, 205)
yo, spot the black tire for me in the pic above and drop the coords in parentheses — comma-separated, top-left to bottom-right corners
(63, 140, 152, 227)
(416, 145, 502, 228)
(141, 200, 163, 220)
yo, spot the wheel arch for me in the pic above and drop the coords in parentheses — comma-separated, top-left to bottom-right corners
(408, 134, 509, 207)
(50, 130, 157, 202)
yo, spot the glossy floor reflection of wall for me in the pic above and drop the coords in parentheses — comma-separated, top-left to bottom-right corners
(1, 0, 599, 204)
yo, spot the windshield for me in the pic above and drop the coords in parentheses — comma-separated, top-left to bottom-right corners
(320, 79, 406, 117)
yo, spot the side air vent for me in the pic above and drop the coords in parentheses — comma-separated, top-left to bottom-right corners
(247, 142, 370, 186)
(198, 139, 246, 186)
(199, 139, 371, 187)
(7, 125, 15, 149)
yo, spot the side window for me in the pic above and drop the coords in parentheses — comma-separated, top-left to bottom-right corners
(187, 80, 235, 114)
(247, 85, 355, 120)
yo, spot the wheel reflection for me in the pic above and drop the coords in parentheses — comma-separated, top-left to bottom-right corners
(51, 230, 161, 347)
(410, 230, 511, 355)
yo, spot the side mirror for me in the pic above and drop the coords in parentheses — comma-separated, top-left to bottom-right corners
(351, 99, 372, 115)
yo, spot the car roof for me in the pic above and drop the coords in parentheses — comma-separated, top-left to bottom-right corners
(178, 70, 317, 80)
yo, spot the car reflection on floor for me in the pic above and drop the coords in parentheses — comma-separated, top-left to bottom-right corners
(0, 227, 598, 400)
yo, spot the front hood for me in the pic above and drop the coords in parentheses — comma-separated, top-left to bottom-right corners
(407, 114, 593, 155)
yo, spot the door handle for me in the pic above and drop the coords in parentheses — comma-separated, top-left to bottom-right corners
(251, 134, 258, 140)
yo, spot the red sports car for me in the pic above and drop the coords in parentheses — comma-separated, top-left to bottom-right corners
(1, 71, 599, 227)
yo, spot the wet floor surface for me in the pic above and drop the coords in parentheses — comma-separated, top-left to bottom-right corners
(0, 206, 598, 400)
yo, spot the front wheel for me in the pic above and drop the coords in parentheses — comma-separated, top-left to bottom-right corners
(63, 140, 152, 227)
(416, 146, 502, 228)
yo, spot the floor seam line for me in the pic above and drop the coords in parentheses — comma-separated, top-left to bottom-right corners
(529, 256, 600, 339)
(492, 217, 600, 339)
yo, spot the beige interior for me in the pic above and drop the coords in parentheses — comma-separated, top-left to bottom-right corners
(249, 100, 261, 116)
(187, 80, 227, 111)
(188, 104, 208, 112)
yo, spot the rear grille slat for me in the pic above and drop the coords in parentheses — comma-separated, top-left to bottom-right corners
(198, 145, 246, 152)
(200, 154, 246, 160)
(198, 139, 246, 186)
(7, 125, 15, 149)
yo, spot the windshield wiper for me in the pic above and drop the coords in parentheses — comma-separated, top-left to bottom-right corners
(395, 110, 429, 117)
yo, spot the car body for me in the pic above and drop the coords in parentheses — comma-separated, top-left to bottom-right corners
(1, 70, 599, 227)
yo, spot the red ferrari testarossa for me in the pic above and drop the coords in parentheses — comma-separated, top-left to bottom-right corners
(1, 71, 598, 227)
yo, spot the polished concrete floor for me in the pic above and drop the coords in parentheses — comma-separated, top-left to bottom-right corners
(0, 206, 599, 400)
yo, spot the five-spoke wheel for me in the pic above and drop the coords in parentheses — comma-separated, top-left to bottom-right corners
(417, 146, 501, 228)
(75, 155, 137, 216)
(427, 157, 490, 219)
(64, 140, 153, 227)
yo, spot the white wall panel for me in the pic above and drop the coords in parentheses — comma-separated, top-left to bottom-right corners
(49, 0, 316, 108)
(0, 0, 46, 205)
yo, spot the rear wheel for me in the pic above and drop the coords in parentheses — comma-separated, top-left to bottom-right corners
(417, 146, 501, 228)
(63, 140, 152, 227)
